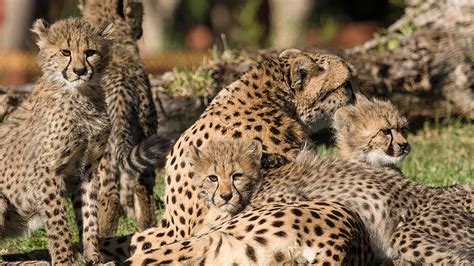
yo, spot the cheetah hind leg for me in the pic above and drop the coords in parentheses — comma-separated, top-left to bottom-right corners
(132, 172, 157, 230)
(119, 172, 137, 219)
(126, 226, 322, 265)
(0, 260, 50, 265)
(125, 230, 239, 265)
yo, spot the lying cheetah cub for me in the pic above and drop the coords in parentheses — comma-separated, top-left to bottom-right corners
(130, 141, 374, 265)
(188, 140, 308, 225)
(188, 140, 262, 218)
(0, 18, 113, 264)
(334, 94, 410, 169)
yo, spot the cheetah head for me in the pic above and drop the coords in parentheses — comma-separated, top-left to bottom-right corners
(188, 140, 262, 215)
(31, 18, 114, 90)
(280, 49, 356, 132)
(334, 94, 410, 167)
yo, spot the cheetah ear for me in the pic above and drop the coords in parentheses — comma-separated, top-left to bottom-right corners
(288, 56, 317, 91)
(77, 0, 86, 11)
(354, 92, 370, 104)
(188, 144, 201, 164)
(246, 140, 262, 162)
(279, 49, 302, 59)
(100, 23, 115, 41)
(123, 0, 142, 16)
(31, 19, 49, 48)
(333, 105, 357, 132)
(333, 108, 349, 131)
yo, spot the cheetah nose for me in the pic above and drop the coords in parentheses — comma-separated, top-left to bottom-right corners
(220, 192, 233, 202)
(399, 142, 410, 153)
(73, 67, 87, 76)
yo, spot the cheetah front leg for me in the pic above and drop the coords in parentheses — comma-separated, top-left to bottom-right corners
(78, 170, 101, 264)
(0, 194, 7, 239)
(97, 154, 121, 237)
(39, 181, 74, 264)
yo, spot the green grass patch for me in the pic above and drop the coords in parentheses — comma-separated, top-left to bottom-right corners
(400, 120, 473, 185)
(1, 120, 472, 255)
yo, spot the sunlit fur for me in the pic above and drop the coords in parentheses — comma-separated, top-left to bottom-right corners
(90, 49, 360, 263)
(334, 94, 410, 168)
(188, 140, 262, 215)
(79, 0, 144, 41)
(78, 0, 164, 235)
(0, 17, 114, 264)
(280, 49, 356, 132)
(32, 17, 113, 91)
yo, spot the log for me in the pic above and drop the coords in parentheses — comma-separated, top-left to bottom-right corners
(343, 0, 473, 120)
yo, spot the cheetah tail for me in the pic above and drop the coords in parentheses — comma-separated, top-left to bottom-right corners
(121, 134, 173, 176)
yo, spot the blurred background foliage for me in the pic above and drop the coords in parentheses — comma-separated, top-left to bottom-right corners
(0, 0, 405, 85)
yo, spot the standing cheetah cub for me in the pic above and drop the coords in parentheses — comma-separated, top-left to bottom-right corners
(334, 95, 410, 169)
(0, 18, 113, 264)
(79, 0, 166, 235)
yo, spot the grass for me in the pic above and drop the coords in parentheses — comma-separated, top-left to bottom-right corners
(1, 119, 472, 256)
(400, 119, 473, 185)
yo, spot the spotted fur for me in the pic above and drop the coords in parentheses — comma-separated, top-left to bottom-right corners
(253, 149, 474, 264)
(188, 139, 263, 217)
(334, 94, 410, 169)
(165, 138, 473, 264)
(79, 0, 170, 236)
(0, 18, 113, 264)
(123, 140, 374, 265)
(95, 49, 356, 263)
(125, 201, 374, 265)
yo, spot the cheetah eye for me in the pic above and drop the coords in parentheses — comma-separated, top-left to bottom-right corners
(85, 49, 97, 57)
(61, 49, 71, 57)
(232, 173, 243, 181)
(401, 127, 409, 137)
(207, 175, 218, 182)
(381, 128, 391, 135)
(344, 80, 353, 92)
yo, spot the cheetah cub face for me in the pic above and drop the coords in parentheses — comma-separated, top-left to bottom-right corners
(32, 18, 113, 90)
(334, 94, 410, 167)
(188, 140, 262, 215)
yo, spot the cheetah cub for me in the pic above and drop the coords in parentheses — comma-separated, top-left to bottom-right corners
(79, 0, 165, 234)
(188, 140, 308, 224)
(188, 140, 262, 224)
(334, 94, 410, 169)
(0, 18, 113, 264)
(134, 140, 374, 265)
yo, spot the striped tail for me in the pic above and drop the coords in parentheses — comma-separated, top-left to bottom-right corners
(119, 134, 172, 176)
